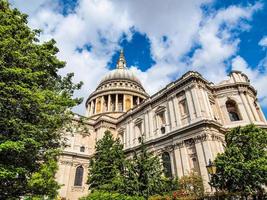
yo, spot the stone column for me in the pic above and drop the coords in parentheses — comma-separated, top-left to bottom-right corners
(185, 89, 196, 122)
(180, 143, 190, 175)
(194, 140, 211, 192)
(131, 95, 133, 109)
(101, 96, 104, 112)
(107, 94, 111, 112)
(123, 94, 126, 112)
(173, 96, 181, 127)
(200, 87, 213, 119)
(115, 94, 118, 112)
(174, 147, 184, 178)
(240, 92, 253, 122)
(246, 95, 260, 122)
(94, 99, 97, 114)
(125, 123, 129, 148)
(167, 97, 176, 130)
(170, 150, 178, 177)
(164, 105, 171, 132)
(137, 97, 140, 105)
(148, 109, 153, 138)
(144, 111, 149, 139)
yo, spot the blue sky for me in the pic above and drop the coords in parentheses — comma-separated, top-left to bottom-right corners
(10, 0, 267, 117)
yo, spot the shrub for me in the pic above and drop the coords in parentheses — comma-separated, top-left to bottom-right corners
(80, 190, 145, 200)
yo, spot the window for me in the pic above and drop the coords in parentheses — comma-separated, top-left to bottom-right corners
(134, 118, 143, 143)
(162, 152, 172, 178)
(118, 130, 124, 145)
(158, 112, 166, 126)
(135, 123, 142, 142)
(74, 166, 84, 186)
(155, 106, 166, 133)
(226, 100, 241, 121)
(80, 146, 85, 152)
(158, 112, 166, 134)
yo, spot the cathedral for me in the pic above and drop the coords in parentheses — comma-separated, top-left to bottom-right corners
(55, 50, 267, 200)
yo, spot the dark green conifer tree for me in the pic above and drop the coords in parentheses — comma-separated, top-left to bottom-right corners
(122, 137, 178, 199)
(87, 130, 125, 191)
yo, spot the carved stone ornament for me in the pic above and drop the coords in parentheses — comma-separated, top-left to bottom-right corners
(193, 133, 208, 143)
(211, 134, 224, 142)
(184, 138, 195, 147)
(160, 145, 174, 153)
(174, 141, 185, 148)
(71, 186, 85, 192)
(60, 160, 73, 166)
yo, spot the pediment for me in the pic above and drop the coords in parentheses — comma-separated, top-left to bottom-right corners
(155, 105, 166, 114)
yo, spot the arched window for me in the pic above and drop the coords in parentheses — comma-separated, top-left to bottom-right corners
(226, 100, 241, 121)
(162, 152, 172, 178)
(74, 166, 84, 186)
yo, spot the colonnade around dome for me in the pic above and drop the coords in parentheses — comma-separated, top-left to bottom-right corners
(86, 93, 145, 116)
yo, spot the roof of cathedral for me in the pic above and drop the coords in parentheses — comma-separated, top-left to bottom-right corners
(98, 50, 142, 86)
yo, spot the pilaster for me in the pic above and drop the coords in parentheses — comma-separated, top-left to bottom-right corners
(185, 89, 196, 122)
(167, 96, 176, 130)
(191, 85, 202, 118)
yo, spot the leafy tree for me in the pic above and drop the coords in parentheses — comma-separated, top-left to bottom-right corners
(121, 137, 178, 199)
(87, 130, 125, 191)
(210, 124, 267, 197)
(178, 172, 204, 198)
(0, 1, 82, 199)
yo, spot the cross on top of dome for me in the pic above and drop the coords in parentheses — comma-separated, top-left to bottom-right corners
(116, 49, 127, 69)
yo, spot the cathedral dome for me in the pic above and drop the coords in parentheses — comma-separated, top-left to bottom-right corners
(85, 50, 149, 118)
(99, 68, 141, 86)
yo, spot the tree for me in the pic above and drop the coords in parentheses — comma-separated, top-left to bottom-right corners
(87, 130, 125, 191)
(178, 172, 204, 198)
(0, 1, 82, 199)
(210, 124, 267, 197)
(121, 137, 178, 199)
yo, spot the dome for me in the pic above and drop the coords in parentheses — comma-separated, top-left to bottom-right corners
(99, 68, 142, 85)
(85, 50, 149, 118)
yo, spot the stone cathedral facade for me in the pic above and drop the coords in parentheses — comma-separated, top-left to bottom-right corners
(56, 51, 267, 200)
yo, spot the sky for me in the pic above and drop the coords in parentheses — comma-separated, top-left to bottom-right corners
(10, 0, 267, 117)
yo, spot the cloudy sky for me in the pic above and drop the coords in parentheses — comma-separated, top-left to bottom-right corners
(10, 0, 267, 117)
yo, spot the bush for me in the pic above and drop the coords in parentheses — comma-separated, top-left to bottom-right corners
(178, 172, 204, 199)
(80, 190, 145, 200)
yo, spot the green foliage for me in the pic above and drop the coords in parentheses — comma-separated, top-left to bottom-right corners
(211, 124, 267, 196)
(80, 190, 145, 200)
(0, 0, 82, 199)
(87, 130, 125, 191)
(177, 172, 204, 199)
(148, 172, 204, 200)
(121, 137, 178, 199)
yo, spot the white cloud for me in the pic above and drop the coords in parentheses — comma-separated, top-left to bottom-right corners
(259, 36, 267, 47)
(189, 3, 262, 82)
(9, 0, 265, 114)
